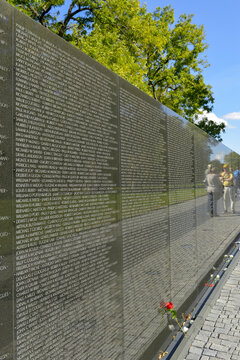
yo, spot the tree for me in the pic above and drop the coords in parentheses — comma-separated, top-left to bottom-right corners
(7, 0, 104, 38)
(145, 10, 214, 119)
(71, 0, 153, 95)
(7, 0, 225, 140)
(224, 152, 240, 170)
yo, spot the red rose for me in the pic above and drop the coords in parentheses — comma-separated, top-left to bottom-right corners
(209, 284, 214, 287)
(165, 302, 174, 309)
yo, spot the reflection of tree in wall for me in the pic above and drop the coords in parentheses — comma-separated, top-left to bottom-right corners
(195, 117, 226, 142)
(184, 122, 211, 183)
(224, 152, 240, 171)
(210, 159, 223, 174)
(193, 129, 212, 183)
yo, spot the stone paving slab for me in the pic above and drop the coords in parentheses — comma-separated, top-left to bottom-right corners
(170, 246, 240, 360)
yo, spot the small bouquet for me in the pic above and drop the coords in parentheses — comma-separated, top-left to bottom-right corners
(158, 301, 190, 336)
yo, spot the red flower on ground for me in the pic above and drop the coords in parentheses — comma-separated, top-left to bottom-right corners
(205, 283, 214, 287)
(165, 302, 174, 309)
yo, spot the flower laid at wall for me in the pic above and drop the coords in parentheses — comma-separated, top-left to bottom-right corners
(165, 302, 174, 310)
(205, 253, 234, 287)
(158, 301, 190, 338)
(158, 351, 168, 359)
(157, 302, 195, 359)
(205, 283, 214, 287)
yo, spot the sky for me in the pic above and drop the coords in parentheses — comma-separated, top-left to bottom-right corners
(140, 0, 240, 153)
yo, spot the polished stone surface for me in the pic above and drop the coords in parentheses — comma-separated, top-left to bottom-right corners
(0, 1, 240, 359)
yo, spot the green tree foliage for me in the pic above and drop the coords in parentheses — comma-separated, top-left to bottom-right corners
(7, 0, 225, 140)
(146, 10, 214, 119)
(71, 0, 153, 94)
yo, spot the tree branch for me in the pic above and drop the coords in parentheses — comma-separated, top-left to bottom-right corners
(148, 80, 157, 99)
(161, 83, 181, 96)
(57, 1, 94, 38)
(152, 84, 157, 99)
(58, 0, 77, 37)
(26, 3, 41, 21)
(39, 5, 52, 26)
(71, 6, 92, 17)
(152, 58, 170, 78)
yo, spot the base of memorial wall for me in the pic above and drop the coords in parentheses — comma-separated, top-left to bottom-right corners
(140, 224, 240, 360)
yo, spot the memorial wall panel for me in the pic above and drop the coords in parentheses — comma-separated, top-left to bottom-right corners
(0, 2, 14, 360)
(14, 10, 122, 360)
(166, 111, 197, 307)
(1, 1, 240, 359)
(120, 82, 169, 359)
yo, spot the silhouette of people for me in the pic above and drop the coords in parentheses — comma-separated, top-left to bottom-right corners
(205, 167, 223, 217)
(220, 164, 235, 214)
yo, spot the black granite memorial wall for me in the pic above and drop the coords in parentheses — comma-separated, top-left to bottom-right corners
(1, 1, 240, 359)
(0, 3, 14, 359)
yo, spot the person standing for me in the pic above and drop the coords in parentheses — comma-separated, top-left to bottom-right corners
(220, 164, 235, 214)
(206, 167, 223, 216)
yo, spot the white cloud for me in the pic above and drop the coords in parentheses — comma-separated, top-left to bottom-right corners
(215, 152, 225, 162)
(223, 112, 240, 120)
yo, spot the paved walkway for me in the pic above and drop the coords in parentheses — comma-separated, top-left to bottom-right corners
(171, 246, 240, 360)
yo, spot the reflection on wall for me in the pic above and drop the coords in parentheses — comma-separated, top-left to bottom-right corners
(120, 82, 169, 359)
(0, 1, 240, 360)
(167, 115, 196, 308)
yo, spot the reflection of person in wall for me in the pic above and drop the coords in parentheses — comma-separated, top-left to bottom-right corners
(203, 164, 212, 187)
(220, 164, 235, 214)
(206, 167, 223, 217)
(233, 169, 240, 198)
(205, 164, 212, 176)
